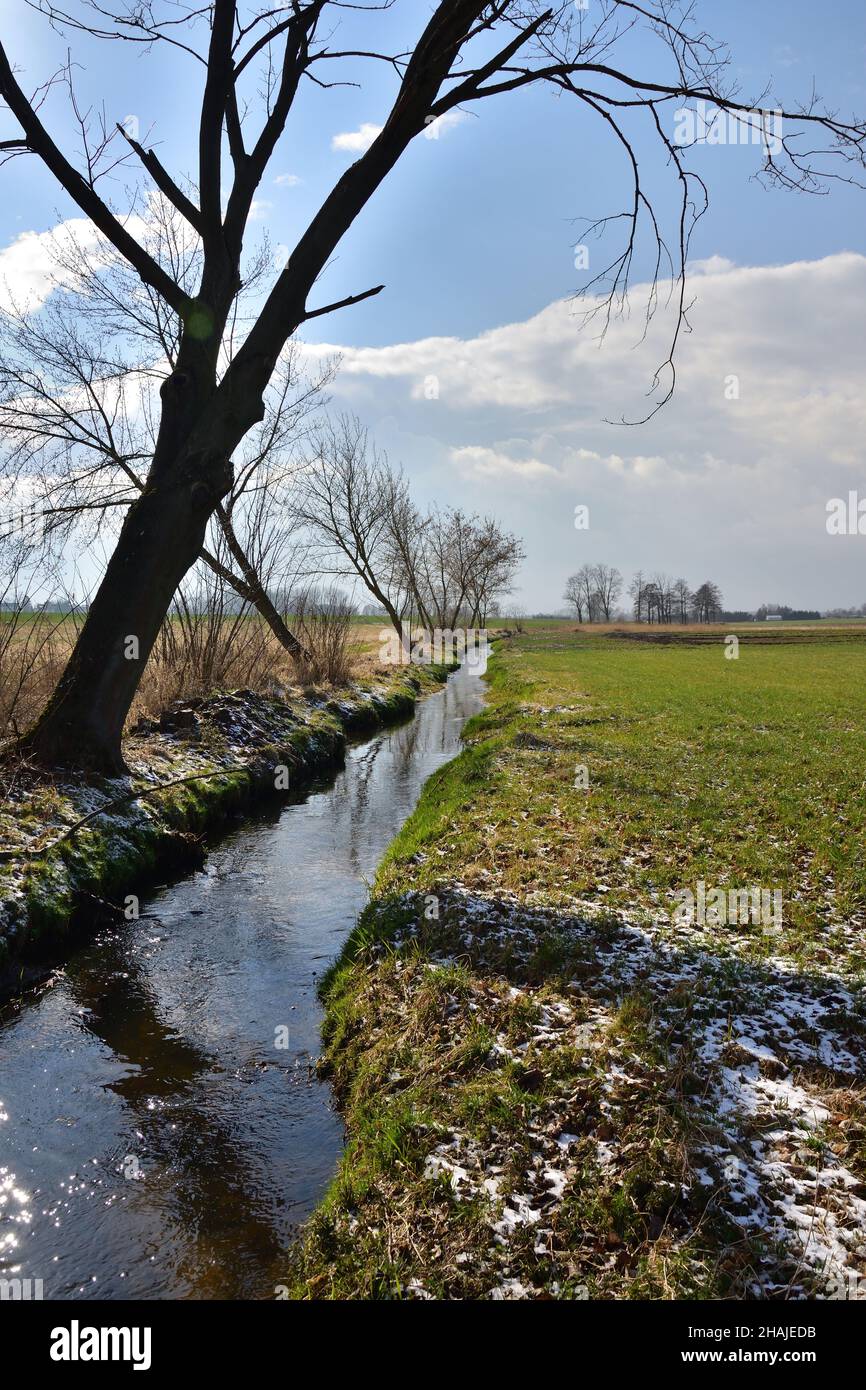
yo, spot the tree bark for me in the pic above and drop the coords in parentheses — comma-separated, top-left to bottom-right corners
(19, 449, 230, 774)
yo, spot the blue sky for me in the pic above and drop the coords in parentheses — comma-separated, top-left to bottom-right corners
(1, 1, 865, 611)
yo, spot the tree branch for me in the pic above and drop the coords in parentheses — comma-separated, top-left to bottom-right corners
(301, 283, 385, 322)
(0, 41, 189, 316)
(114, 122, 203, 235)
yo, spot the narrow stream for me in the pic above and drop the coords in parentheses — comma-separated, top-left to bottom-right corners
(0, 662, 484, 1300)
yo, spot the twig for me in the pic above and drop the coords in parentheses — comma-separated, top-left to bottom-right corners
(0, 766, 263, 863)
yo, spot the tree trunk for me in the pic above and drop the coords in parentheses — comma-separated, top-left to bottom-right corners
(200, 543, 307, 660)
(19, 456, 229, 774)
(213, 502, 307, 660)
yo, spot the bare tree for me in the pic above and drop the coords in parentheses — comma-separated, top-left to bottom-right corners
(1, 1, 862, 770)
(410, 507, 519, 632)
(672, 577, 690, 624)
(565, 563, 620, 621)
(643, 579, 661, 624)
(629, 570, 646, 623)
(295, 415, 415, 644)
(0, 212, 332, 658)
(298, 415, 522, 642)
(590, 563, 622, 621)
(563, 572, 587, 623)
(464, 518, 523, 626)
(564, 563, 598, 622)
(648, 571, 676, 623)
(692, 580, 723, 623)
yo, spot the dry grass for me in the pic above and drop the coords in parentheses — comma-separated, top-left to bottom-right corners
(0, 612, 81, 741)
(0, 612, 394, 749)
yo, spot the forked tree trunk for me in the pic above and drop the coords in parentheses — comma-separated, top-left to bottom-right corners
(19, 453, 230, 774)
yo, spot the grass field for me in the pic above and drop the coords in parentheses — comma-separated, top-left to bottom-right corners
(290, 627, 866, 1300)
(467, 627, 866, 974)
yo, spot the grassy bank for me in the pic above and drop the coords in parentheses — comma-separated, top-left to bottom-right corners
(291, 628, 866, 1300)
(0, 665, 452, 996)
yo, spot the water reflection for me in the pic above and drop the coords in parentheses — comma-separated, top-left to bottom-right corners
(0, 664, 484, 1299)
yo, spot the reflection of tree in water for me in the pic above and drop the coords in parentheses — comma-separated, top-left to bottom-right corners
(278, 670, 482, 881)
(328, 699, 444, 877)
(64, 930, 288, 1298)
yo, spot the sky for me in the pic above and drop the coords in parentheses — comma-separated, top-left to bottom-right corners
(1, 0, 865, 613)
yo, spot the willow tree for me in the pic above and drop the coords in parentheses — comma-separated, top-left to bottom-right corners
(1, 1, 863, 772)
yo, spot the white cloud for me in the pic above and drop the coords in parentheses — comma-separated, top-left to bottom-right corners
(332, 111, 466, 154)
(450, 445, 559, 480)
(422, 110, 469, 140)
(301, 254, 866, 610)
(688, 255, 736, 276)
(0, 219, 103, 312)
(0, 194, 184, 314)
(331, 123, 383, 154)
(274, 173, 301, 187)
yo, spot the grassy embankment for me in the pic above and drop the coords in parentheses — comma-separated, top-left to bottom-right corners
(292, 627, 866, 1300)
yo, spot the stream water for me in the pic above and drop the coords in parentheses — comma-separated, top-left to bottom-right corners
(0, 662, 484, 1300)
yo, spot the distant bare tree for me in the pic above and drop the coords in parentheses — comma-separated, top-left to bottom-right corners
(563, 572, 586, 623)
(692, 580, 723, 623)
(564, 564, 597, 622)
(298, 416, 522, 644)
(590, 564, 622, 621)
(672, 577, 691, 624)
(406, 507, 521, 632)
(642, 580, 661, 624)
(629, 570, 646, 623)
(453, 515, 523, 628)
(295, 416, 415, 645)
(647, 572, 676, 623)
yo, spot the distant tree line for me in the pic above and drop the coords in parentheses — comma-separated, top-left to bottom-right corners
(824, 604, 866, 618)
(629, 573, 724, 624)
(562, 569, 724, 624)
(560, 572, 859, 625)
(755, 604, 822, 621)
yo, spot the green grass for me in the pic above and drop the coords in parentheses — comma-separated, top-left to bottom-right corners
(289, 627, 866, 1300)
(377, 628, 866, 975)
